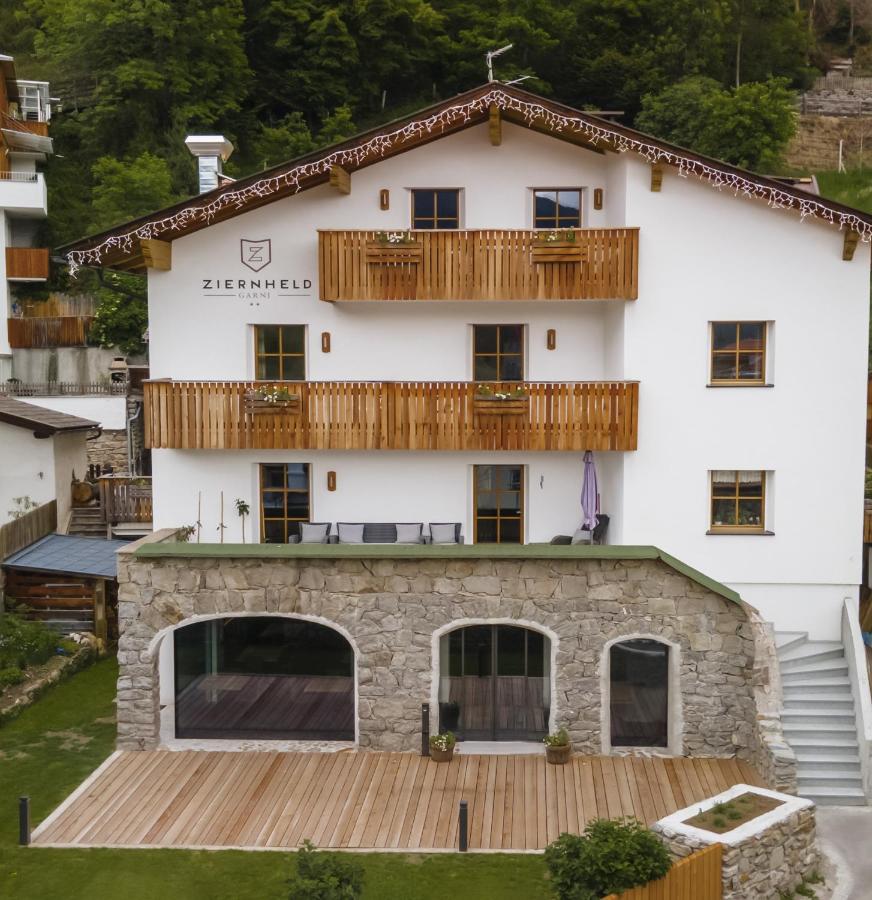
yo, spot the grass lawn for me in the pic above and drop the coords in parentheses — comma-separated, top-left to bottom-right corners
(0, 658, 551, 899)
(815, 169, 872, 214)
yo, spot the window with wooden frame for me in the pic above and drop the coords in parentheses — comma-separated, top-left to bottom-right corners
(254, 325, 305, 381)
(710, 470, 765, 532)
(533, 189, 582, 229)
(411, 189, 460, 229)
(710, 322, 766, 384)
(473, 324, 524, 381)
(474, 464, 524, 544)
(260, 463, 311, 543)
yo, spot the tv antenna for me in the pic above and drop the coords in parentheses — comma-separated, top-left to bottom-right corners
(486, 44, 513, 82)
(504, 75, 532, 87)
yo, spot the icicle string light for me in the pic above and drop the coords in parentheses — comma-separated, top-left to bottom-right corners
(65, 88, 871, 274)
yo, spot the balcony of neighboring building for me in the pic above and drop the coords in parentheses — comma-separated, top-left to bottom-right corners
(143, 379, 639, 452)
(318, 228, 639, 302)
(6, 247, 49, 281)
(0, 171, 47, 214)
(7, 296, 97, 350)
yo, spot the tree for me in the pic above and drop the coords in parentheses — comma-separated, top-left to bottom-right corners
(317, 105, 356, 146)
(86, 271, 149, 356)
(637, 76, 797, 170)
(88, 152, 176, 233)
(248, 113, 317, 170)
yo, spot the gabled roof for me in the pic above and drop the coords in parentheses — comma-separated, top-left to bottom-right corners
(0, 396, 97, 437)
(4, 533, 126, 579)
(61, 82, 872, 273)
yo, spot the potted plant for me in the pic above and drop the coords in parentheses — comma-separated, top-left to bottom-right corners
(472, 384, 530, 416)
(365, 230, 423, 265)
(532, 228, 584, 264)
(543, 728, 571, 765)
(429, 731, 456, 763)
(244, 384, 302, 415)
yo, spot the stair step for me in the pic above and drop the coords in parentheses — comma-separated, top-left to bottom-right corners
(779, 644, 845, 668)
(800, 786, 867, 806)
(781, 710, 857, 726)
(794, 757, 862, 773)
(783, 694, 854, 708)
(775, 631, 808, 653)
(781, 661, 849, 680)
(789, 738, 860, 755)
(798, 774, 864, 788)
(782, 677, 852, 692)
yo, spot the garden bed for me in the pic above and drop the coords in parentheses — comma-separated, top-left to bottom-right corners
(683, 791, 783, 834)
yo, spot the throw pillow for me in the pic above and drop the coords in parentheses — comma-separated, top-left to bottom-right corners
(337, 523, 365, 544)
(570, 528, 592, 545)
(429, 523, 457, 544)
(299, 522, 329, 544)
(395, 523, 423, 544)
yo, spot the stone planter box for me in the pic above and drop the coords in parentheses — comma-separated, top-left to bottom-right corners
(532, 241, 584, 264)
(244, 392, 302, 416)
(365, 242, 423, 265)
(545, 743, 571, 765)
(654, 783, 817, 900)
(472, 395, 529, 416)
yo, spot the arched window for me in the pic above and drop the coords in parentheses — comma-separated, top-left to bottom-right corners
(173, 617, 354, 740)
(438, 624, 550, 741)
(609, 639, 669, 747)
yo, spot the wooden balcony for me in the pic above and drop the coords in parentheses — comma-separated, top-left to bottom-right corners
(144, 381, 639, 452)
(8, 316, 93, 348)
(6, 247, 50, 280)
(318, 229, 639, 302)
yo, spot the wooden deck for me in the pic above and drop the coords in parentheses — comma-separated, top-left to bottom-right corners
(32, 751, 762, 852)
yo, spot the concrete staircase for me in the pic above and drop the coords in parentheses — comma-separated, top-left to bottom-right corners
(67, 505, 106, 538)
(776, 631, 866, 806)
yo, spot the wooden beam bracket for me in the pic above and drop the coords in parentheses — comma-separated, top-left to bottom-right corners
(138, 238, 172, 271)
(329, 165, 351, 195)
(650, 165, 663, 192)
(843, 229, 860, 261)
(488, 104, 502, 146)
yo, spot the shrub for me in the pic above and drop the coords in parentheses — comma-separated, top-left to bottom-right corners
(0, 666, 25, 690)
(287, 840, 364, 900)
(0, 614, 59, 670)
(544, 818, 671, 900)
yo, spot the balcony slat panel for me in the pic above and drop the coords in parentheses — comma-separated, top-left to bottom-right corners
(145, 381, 639, 452)
(318, 229, 639, 302)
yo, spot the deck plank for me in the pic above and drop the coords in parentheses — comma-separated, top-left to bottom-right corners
(32, 750, 758, 852)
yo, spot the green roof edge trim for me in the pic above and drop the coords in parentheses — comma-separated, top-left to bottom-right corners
(134, 541, 741, 605)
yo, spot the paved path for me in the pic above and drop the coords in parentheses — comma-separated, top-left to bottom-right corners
(817, 806, 872, 900)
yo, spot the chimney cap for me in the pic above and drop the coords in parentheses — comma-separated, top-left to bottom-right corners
(184, 135, 234, 161)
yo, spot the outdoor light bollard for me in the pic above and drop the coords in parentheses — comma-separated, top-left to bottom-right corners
(19, 796, 30, 846)
(421, 703, 430, 757)
(458, 800, 468, 852)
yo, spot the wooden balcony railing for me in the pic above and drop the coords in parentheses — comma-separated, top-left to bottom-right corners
(144, 381, 639, 452)
(98, 476, 153, 524)
(319, 229, 639, 302)
(8, 315, 93, 348)
(6, 247, 50, 280)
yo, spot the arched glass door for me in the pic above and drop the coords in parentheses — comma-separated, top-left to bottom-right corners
(609, 639, 669, 747)
(173, 617, 354, 740)
(439, 625, 550, 741)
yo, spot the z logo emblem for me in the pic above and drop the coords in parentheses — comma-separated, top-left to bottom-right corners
(240, 239, 272, 272)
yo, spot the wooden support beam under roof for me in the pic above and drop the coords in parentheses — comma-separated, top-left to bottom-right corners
(139, 238, 171, 271)
(329, 165, 351, 194)
(488, 104, 501, 146)
(651, 165, 663, 192)
(843, 229, 860, 261)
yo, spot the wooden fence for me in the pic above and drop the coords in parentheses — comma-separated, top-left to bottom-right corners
(319, 229, 639, 302)
(5, 247, 50, 280)
(0, 500, 57, 561)
(98, 476, 153, 524)
(7, 316, 93, 348)
(603, 843, 723, 900)
(144, 380, 640, 452)
(14, 294, 99, 318)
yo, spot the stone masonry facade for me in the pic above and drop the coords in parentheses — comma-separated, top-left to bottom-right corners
(116, 541, 795, 789)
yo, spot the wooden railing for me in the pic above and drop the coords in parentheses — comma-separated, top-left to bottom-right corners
(3, 380, 127, 398)
(6, 247, 50, 279)
(0, 500, 57, 561)
(8, 315, 93, 348)
(144, 381, 639, 452)
(319, 229, 639, 302)
(99, 476, 153, 524)
(603, 843, 722, 900)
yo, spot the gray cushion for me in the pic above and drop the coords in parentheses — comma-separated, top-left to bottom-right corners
(395, 523, 423, 544)
(550, 534, 572, 545)
(430, 523, 458, 544)
(300, 522, 330, 544)
(570, 528, 592, 545)
(362, 523, 397, 543)
(338, 522, 365, 544)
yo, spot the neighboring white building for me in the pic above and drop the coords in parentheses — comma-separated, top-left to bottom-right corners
(64, 84, 871, 642)
(0, 395, 95, 528)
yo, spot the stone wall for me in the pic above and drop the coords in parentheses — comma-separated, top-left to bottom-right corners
(785, 114, 872, 170)
(656, 804, 818, 900)
(115, 543, 793, 785)
(87, 429, 127, 473)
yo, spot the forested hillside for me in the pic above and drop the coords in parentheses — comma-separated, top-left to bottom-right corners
(0, 0, 865, 246)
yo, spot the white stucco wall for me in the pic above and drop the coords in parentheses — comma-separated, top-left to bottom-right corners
(23, 395, 128, 430)
(0, 420, 56, 523)
(143, 119, 870, 638)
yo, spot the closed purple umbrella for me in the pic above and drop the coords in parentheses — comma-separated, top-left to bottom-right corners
(581, 450, 599, 531)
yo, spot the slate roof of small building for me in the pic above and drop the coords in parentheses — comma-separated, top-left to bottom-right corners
(3, 534, 126, 579)
(0, 396, 97, 436)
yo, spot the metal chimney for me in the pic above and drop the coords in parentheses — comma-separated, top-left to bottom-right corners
(185, 135, 234, 193)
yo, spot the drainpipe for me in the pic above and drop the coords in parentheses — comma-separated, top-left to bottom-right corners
(126, 400, 142, 475)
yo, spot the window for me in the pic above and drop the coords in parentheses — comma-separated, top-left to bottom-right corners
(534, 189, 582, 229)
(260, 463, 311, 543)
(710, 470, 765, 531)
(254, 325, 305, 381)
(474, 464, 524, 544)
(411, 189, 460, 229)
(710, 322, 766, 384)
(473, 324, 524, 381)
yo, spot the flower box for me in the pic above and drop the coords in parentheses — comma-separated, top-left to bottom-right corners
(430, 745, 455, 763)
(365, 241, 423, 266)
(545, 743, 571, 765)
(531, 241, 584, 265)
(244, 391, 302, 416)
(473, 395, 530, 417)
